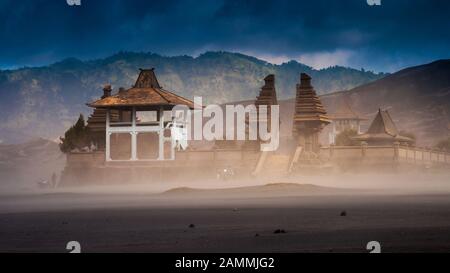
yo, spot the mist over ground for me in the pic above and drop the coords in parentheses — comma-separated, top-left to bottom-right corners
(1, 172, 450, 253)
(1, 140, 449, 253)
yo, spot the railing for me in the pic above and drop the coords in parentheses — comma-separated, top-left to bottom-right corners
(397, 145, 450, 165)
(320, 143, 450, 166)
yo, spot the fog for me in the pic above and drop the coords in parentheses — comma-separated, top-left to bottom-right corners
(1, 141, 449, 252)
(1, 167, 450, 213)
(1, 162, 450, 253)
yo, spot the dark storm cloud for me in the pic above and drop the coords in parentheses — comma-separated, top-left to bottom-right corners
(0, 0, 449, 71)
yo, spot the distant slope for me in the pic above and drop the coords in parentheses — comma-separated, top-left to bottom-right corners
(262, 60, 450, 145)
(320, 60, 450, 145)
(0, 51, 384, 143)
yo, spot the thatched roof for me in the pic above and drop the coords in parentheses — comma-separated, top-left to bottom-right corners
(88, 69, 195, 109)
(353, 109, 413, 143)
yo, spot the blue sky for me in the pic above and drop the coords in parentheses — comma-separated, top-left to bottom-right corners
(0, 0, 449, 72)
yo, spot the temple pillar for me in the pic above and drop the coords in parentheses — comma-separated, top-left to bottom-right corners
(158, 107, 164, 160)
(131, 107, 137, 160)
(105, 110, 111, 161)
(393, 141, 400, 162)
(131, 132, 137, 160)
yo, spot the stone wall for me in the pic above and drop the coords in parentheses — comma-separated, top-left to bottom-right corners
(60, 149, 260, 186)
(60, 144, 450, 186)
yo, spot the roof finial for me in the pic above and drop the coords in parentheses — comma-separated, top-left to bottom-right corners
(300, 73, 312, 88)
(134, 68, 161, 88)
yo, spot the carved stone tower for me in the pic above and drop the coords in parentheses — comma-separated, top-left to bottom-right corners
(292, 73, 331, 161)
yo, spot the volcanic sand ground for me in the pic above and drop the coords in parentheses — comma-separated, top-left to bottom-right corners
(1, 174, 450, 253)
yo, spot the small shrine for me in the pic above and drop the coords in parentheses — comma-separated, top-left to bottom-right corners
(352, 109, 413, 145)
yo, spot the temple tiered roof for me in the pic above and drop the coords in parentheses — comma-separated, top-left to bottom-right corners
(249, 74, 278, 125)
(220, 74, 279, 149)
(353, 109, 413, 143)
(292, 73, 331, 132)
(88, 69, 195, 109)
(255, 74, 278, 107)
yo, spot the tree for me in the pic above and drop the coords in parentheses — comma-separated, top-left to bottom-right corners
(335, 128, 358, 146)
(59, 114, 90, 153)
(435, 137, 450, 152)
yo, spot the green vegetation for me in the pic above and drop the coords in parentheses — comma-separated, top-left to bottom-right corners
(59, 114, 90, 153)
(335, 128, 358, 146)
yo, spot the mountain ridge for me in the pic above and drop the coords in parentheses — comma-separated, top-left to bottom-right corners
(0, 57, 448, 146)
(0, 51, 385, 144)
(321, 59, 450, 145)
